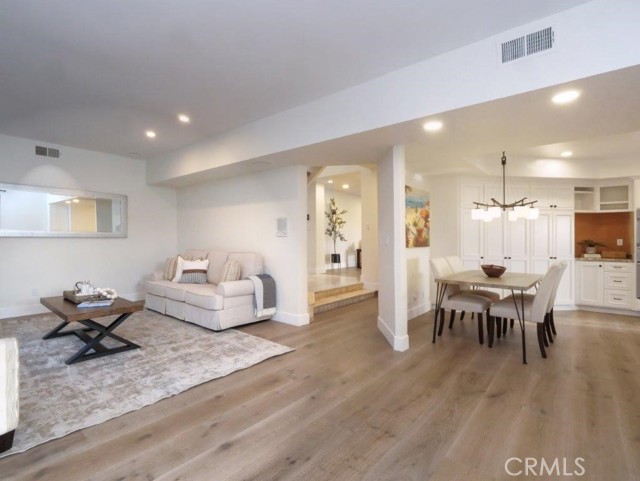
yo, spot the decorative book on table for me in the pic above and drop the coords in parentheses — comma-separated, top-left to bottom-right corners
(77, 299, 114, 308)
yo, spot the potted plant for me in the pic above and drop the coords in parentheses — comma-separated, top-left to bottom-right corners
(324, 197, 347, 265)
(578, 239, 607, 254)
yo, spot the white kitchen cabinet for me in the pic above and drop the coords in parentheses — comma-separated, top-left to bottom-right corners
(531, 184, 574, 210)
(530, 211, 574, 304)
(576, 262, 604, 306)
(575, 262, 634, 309)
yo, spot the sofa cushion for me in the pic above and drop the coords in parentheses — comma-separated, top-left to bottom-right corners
(164, 283, 192, 302)
(221, 260, 242, 282)
(145, 280, 172, 297)
(206, 249, 229, 285)
(228, 252, 263, 278)
(184, 284, 224, 310)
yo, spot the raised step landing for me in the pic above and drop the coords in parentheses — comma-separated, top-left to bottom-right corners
(309, 283, 377, 317)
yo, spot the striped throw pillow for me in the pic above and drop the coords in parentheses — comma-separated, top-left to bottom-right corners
(173, 257, 209, 283)
(220, 260, 242, 282)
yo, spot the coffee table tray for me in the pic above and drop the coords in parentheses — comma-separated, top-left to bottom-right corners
(63, 290, 105, 304)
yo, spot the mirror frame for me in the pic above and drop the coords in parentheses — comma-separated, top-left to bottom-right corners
(0, 182, 128, 238)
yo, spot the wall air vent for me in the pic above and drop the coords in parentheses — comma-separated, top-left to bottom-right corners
(500, 26, 555, 64)
(35, 145, 60, 158)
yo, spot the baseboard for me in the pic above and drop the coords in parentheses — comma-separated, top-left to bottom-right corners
(273, 311, 310, 326)
(573, 305, 640, 316)
(377, 316, 409, 352)
(408, 303, 430, 320)
(0, 303, 48, 320)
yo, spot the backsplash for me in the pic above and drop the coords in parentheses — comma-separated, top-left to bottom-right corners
(574, 212, 634, 258)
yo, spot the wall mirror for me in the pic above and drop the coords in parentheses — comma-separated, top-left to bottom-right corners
(0, 182, 127, 237)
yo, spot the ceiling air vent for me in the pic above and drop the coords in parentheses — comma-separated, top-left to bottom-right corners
(34, 145, 60, 158)
(500, 26, 555, 64)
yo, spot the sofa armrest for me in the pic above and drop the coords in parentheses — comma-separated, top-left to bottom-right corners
(216, 279, 255, 297)
(151, 271, 164, 281)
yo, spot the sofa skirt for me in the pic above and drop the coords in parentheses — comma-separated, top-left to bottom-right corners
(185, 304, 259, 331)
(145, 293, 166, 314)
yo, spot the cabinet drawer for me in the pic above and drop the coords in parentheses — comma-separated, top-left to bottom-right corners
(604, 272, 632, 290)
(604, 263, 633, 273)
(604, 290, 632, 308)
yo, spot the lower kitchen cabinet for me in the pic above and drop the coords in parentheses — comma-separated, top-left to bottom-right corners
(576, 261, 634, 309)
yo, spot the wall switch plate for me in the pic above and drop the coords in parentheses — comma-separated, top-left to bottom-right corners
(617, 238, 623, 246)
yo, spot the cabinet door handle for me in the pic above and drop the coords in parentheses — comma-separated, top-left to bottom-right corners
(613, 297, 622, 301)
(613, 280, 622, 283)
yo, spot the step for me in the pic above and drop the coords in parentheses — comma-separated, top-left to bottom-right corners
(314, 282, 364, 301)
(311, 288, 377, 315)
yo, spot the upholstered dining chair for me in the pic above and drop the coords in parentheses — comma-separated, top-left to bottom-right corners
(496, 262, 568, 344)
(0, 337, 19, 454)
(430, 258, 492, 345)
(488, 263, 565, 358)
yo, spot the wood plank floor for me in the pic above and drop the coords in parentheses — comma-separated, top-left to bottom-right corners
(1, 300, 639, 480)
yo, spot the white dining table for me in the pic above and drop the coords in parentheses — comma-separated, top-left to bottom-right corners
(433, 270, 543, 364)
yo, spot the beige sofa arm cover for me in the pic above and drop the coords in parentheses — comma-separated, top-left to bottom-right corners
(216, 279, 255, 297)
(1, 338, 19, 436)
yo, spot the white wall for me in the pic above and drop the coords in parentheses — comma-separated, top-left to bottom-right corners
(0, 134, 177, 319)
(176, 165, 309, 326)
(324, 189, 362, 268)
(405, 173, 432, 320)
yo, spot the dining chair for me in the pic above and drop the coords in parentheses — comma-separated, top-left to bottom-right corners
(488, 263, 565, 358)
(430, 257, 492, 345)
(497, 262, 567, 343)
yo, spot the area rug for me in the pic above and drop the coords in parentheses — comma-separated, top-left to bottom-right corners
(0, 309, 293, 457)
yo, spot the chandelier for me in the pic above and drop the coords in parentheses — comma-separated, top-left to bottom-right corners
(471, 151, 539, 222)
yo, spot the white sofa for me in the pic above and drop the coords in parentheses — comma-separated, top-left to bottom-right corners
(145, 249, 270, 331)
(0, 337, 19, 454)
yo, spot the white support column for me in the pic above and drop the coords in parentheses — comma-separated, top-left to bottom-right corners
(377, 146, 409, 351)
(314, 183, 326, 273)
(361, 166, 378, 290)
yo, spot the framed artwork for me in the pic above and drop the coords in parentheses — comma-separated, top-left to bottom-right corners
(405, 186, 430, 248)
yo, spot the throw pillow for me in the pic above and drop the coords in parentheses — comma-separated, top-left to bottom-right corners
(220, 260, 242, 282)
(163, 256, 179, 281)
(172, 257, 210, 283)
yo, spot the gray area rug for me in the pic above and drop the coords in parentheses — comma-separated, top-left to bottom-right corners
(0, 309, 292, 457)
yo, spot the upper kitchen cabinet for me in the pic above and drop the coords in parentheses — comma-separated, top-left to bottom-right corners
(573, 181, 632, 212)
(530, 184, 574, 210)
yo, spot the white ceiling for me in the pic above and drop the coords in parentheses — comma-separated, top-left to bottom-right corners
(0, 0, 592, 160)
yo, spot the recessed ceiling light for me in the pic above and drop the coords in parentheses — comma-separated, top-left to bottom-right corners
(72, 199, 80, 203)
(342, 184, 350, 189)
(327, 180, 333, 184)
(423, 120, 443, 132)
(145, 130, 156, 138)
(65, 200, 71, 204)
(178, 114, 190, 124)
(561, 151, 573, 158)
(552, 90, 580, 104)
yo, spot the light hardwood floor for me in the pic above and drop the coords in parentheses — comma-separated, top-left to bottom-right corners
(1, 300, 639, 480)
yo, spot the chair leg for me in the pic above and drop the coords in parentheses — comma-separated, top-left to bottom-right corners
(487, 315, 494, 348)
(449, 309, 457, 329)
(537, 323, 547, 358)
(495, 317, 502, 339)
(510, 318, 514, 329)
(460, 311, 465, 321)
(550, 309, 557, 335)
(477, 313, 484, 345)
(545, 313, 554, 344)
(438, 308, 446, 336)
(542, 324, 549, 348)
(503, 317, 508, 335)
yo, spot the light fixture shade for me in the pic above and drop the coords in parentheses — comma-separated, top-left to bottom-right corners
(488, 206, 501, 218)
(526, 207, 540, 220)
(482, 210, 494, 222)
(514, 205, 529, 218)
(471, 208, 484, 220)
(508, 210, 518, 222)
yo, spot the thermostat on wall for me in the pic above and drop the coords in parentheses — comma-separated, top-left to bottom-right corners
(276, 217, 288, 237)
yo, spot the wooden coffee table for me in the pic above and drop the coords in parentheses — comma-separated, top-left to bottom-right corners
(40, 296, 143, 365)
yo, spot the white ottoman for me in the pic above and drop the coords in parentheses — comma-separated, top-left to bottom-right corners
(0, 338, 19, 453)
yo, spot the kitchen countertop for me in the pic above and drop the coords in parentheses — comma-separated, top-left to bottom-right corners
(575, 257, 634, 263)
